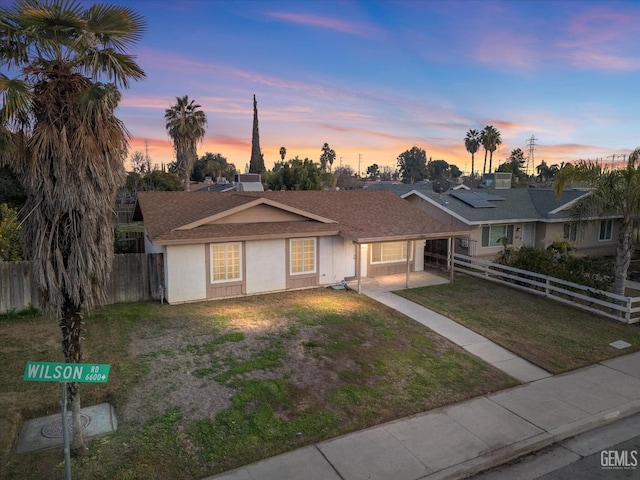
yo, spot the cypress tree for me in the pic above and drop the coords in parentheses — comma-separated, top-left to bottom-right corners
(249, 95, 265, 174)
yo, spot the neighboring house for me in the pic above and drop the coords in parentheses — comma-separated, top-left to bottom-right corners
(190, 173, 264, 192)
(394, 184, 619, 260)
(133, 190, 469, 304)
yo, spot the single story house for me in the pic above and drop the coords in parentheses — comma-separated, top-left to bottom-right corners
(380, 185, 620, 260)
(133, 190, 470, 304)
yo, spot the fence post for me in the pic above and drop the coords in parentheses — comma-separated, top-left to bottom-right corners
(545, 276, 550, 297)
(625, 297, 632, 324)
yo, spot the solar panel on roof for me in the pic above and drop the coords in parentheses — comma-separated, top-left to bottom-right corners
(476, 192, 505, 201)
(450, 191, 497, 208)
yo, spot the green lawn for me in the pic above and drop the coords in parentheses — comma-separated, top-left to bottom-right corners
(1, 288, 515, 480)
(395, 274, 640, 374)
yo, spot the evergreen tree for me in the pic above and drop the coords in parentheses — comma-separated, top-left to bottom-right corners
(397, 146, 428, 184)
(249, 95, 266, 174)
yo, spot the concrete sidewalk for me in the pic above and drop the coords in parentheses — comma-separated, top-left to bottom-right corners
(206, 351, 640, 480)
(354, 280, 550, 383)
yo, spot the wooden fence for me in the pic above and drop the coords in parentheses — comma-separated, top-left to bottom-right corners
(0, 253, 164, 314)
(453, 253, 640, 324)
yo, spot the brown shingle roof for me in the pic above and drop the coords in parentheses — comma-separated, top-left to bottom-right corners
(135, 190, 470, 245)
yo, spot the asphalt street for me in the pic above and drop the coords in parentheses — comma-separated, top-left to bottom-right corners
(538, 435, 640, 480)
(473, 413, 640, 480)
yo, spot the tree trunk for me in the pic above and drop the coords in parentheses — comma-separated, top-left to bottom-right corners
(60, 301, 86, 456)
(613, 221, 632, 297)
(471, 153, 475, 179)
(483, 150, 488, 175)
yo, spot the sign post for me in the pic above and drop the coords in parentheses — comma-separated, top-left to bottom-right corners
(60, 383, 71, 480)
(24, 361, 111, 480)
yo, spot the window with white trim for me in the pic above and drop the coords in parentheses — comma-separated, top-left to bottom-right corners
(563, 223, 577, 242)
(371, 242, 411, 264)
(599, 219, 613, 241)
(481, 225, 514, 247)
(290, 238, 316, 275)
(210, 243, 242, 283)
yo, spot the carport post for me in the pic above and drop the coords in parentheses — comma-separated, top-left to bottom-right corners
(449, 237, 454, 282)
(406, 240, 411, 289)
(356, 243, 362, 294)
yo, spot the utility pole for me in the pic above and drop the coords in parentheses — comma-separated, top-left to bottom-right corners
(607, 154, 616, 168)
(358, 153, 361, 178)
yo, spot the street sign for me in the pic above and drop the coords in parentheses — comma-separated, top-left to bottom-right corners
(23, 361, 110, 383)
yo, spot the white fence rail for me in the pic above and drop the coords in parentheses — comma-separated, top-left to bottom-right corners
(453, 253, 639, 324)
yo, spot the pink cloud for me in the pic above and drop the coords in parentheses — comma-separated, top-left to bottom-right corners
(473, 31, 540, 70)
(556, 7, 640, 71)
(265, 12, 383, 38)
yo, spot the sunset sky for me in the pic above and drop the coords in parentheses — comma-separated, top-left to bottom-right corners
(111, 0, 639, 176)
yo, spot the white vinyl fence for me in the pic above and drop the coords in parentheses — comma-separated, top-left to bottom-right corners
(453, 253, 640, 324)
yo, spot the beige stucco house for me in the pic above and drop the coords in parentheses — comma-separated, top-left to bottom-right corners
(134, 190, 470, 304)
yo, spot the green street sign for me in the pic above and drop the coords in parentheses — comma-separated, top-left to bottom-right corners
(23, 361, 110, 383)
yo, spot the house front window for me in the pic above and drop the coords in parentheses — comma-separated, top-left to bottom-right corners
(210, 243, 242, 283)
(481, 225, 514, 247)
(290, 238, 316, 274)
(564, 223, 577, 242)
(371, 241, 411, 264)
(599, 219, 613, 241)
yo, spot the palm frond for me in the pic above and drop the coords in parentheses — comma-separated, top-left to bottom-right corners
(76, 48, 145, 87)
(84, 3, 146, 51)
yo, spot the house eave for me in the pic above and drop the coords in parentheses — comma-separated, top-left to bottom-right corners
(150, 230, 341, 246)
(345, 231, 472, 244)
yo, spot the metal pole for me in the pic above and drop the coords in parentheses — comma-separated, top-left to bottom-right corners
(60, 382, 72, 480)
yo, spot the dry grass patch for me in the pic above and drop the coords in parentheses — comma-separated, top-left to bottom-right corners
(2, 288, 515, 479)
(396, 274, 640, 374)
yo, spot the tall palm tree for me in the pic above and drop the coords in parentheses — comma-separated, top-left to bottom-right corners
(464, 129, 481, 178)
(279, 146, 286, 161)
(488, 126, 502, 173)
(165, 95, 207, 191)
(554, 148, 640, 296)
(481, 125, 502, 174)
(0, 0, 145, 455)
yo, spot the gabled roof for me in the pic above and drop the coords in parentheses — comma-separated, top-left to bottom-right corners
(134, 190, 470, 245)
(402, 188, 593, 225)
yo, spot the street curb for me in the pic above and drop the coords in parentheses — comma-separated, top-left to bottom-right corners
(419, 399, 640, 480)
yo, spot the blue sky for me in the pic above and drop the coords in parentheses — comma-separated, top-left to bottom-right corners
(110, 0, 639, 175)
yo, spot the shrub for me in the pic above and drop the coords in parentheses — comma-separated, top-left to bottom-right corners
(496, 246, 614, 291)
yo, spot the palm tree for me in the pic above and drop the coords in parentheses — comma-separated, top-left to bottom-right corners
(464, 129, 481, 178)
(320, 142, 336, 173)
(165, 96, 207, 191)
(279, 146, 286, 161)
(481, 125, 502, 174)
(0, 0, 145, 455)
(554, 148, 640, 296)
